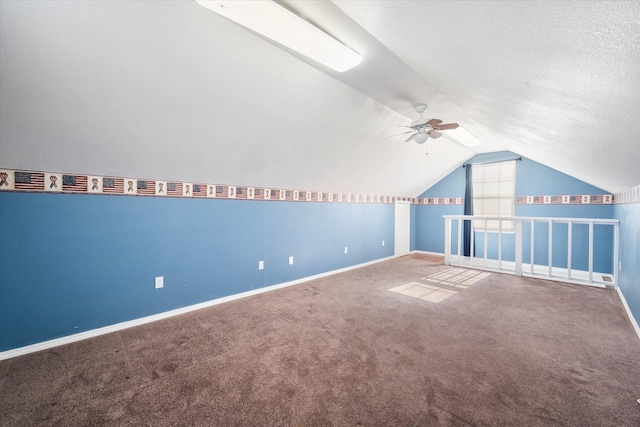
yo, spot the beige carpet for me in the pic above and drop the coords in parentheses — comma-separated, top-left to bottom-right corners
(2, 256, 640, 426)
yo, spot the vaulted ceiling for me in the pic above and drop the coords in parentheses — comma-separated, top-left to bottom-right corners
(1, 1, 638, 196)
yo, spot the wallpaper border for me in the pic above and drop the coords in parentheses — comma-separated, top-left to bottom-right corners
(0, 168, 413, 204)
(0, 168, 620, 205)
(613, 184, 640, 204)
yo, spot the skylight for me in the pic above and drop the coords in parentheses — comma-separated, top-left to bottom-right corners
(445, 126, 482, 147)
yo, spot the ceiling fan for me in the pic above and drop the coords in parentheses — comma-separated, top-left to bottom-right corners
(398, 103, 459, 145)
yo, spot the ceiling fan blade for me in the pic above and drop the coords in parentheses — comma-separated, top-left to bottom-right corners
(390, 130, 415, 137)
(434, 123, 459, 131)
(426, 118, 443, 126)
(404, 133, 417, 142)
(428, 131, 443, 139)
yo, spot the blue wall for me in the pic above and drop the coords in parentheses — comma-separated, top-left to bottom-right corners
(410, 204, 417, 251)
(613, 202, 640, 327)
(414, 152, 614, 273)
(0, 192, 394, 351)
(2, 154, 633, 353)
(414, 165, 465, 254)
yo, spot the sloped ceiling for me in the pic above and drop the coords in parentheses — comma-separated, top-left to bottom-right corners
(1, 1, 638, 196)
(334, 0, 640, 194)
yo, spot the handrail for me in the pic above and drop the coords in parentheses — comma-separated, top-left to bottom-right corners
(444, 215, 619, 224)
(443, 215, 619, 288)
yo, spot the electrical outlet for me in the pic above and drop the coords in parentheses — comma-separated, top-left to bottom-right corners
(382, 240, 385, 246)
(619, 262, 622, 271)
(154, 276, 164, 289)
(344, 247, 348, 254)
(288, 256, 294, 265)
(258, 260, 264, 270)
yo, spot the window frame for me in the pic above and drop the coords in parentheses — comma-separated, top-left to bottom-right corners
(471, 160, 516, 232)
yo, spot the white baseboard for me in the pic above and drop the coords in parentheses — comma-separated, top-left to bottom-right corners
(617, 287, 640, 341)
(410, 250, 445, 256)
(0, 255, 397, 361)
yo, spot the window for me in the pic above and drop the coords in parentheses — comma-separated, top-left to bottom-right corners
(472, 160, 516, 231)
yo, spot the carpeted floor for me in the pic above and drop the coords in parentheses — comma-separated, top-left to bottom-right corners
(1, 256, 640, 426)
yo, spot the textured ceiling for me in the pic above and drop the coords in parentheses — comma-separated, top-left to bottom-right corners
(334, 0, 640, 193)
(1, 1, 638, 196)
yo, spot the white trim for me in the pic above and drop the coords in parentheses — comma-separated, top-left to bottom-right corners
(444, 215, 619, 224)
(0, 255, 396, 361)
(473, 229, 516, 235)
(411, 250, 444, 256)
(394, 201, 411, 257)
(617, 287, 640, 341)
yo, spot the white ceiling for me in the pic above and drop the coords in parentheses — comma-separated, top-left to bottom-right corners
(1, 0, 638, 196)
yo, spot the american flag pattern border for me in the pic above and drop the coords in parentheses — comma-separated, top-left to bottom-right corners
(0, 169, 401, 204)
(0, 169, 617, 205)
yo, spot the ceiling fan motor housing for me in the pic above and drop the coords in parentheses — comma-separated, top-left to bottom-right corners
(411, 103, 429, 126)
(413, 103, 428, 115)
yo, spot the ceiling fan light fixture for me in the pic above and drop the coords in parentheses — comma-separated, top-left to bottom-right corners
(414, 132, 429, 144)
(195, 0, 362, 72)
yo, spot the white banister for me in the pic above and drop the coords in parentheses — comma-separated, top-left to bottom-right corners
(613, 223, 620, 286)
(530, 220, 535, 275)
(442, 215, 619, 288)
(444, 217, 451, 266)
(470, 219, 475, 268)
(498, 220, 503, 271)
(515, 220, 522, 276)
(567, 220, 572, 281)
(457, 219, 462, 259)
(588, 222, 594, 283)
(483, 219, 488, 269)
(548, 220, 553, 278)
